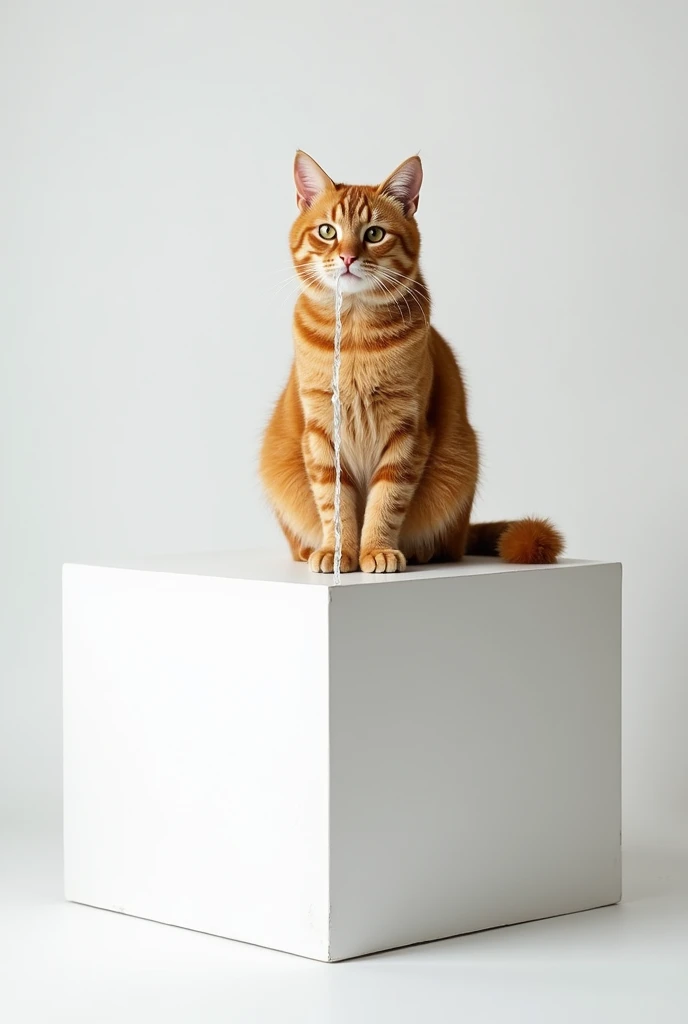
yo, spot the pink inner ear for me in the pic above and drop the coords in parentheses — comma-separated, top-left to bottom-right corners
(294, 152, 333, 208)
(381, 157, 423, 214)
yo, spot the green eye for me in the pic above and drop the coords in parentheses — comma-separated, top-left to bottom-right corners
(365, 226, 386, 243)
(318, 224, 336, 240)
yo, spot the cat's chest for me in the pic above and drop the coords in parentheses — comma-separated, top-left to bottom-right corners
(300, 348, 416, 490)
(339, 386, 387, 489)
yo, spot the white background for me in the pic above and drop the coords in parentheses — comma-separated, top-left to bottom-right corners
(2, 1, 687, 1019)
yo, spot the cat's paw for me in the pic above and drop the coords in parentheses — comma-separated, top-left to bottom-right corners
(359, 548, 407, 574)
(308, 549, 357, 574)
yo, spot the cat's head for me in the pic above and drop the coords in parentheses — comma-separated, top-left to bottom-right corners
(289, 151, 423, 299)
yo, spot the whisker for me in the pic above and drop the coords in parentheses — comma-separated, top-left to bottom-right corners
(367, 271, 408, 325)
(381, 274, 414, 323)
(375, 273, 432, 316)
(376, 271, 431, 307)
(373, 268, 429, 326)
(369, 272, 410, 323)
(268, 264, 316, 286)
(376, 266, 431, 294)
(269, 260, 314, 274)
(273, 269, 323, 295)
(273, 272, 305, 289)
(275, 283, 325, 312)
(273, 274, 325, 306)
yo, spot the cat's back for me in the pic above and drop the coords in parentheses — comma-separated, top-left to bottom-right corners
(427, 325, 472, 431)
(259, 361, 304, 482)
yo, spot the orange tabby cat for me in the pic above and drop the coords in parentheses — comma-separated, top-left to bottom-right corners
(260, 151, 563, 573)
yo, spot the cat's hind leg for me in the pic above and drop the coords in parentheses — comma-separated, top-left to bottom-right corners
(400, 466, 476, 565)
(260, 414, 322, 561)
(280, 520, 314, 563)
(401, 502, 472, 565)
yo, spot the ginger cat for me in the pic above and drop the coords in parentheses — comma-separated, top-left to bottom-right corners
(260, 151, 563, 573)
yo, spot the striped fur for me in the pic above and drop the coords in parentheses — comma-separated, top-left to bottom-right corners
(260, 152, 563, 573)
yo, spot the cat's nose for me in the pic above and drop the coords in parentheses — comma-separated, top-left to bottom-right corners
(340, 254, 358, 268)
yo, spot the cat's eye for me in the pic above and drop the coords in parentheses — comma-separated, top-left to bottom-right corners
(365, 226, 386, 243)
(318, 224, 337, 240)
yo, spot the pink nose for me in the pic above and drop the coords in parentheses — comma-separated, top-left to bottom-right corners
(340, 255, 357, 268)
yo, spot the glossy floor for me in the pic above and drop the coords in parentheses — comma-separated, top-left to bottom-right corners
(2, 822, 687, 1023)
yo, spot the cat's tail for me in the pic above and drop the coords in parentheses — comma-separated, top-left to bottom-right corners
(466, 518, 564, 565)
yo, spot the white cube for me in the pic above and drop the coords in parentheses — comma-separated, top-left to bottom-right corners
(63, 551, 621, 962)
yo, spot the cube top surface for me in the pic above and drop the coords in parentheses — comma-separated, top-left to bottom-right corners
(63, 548, 610, 587)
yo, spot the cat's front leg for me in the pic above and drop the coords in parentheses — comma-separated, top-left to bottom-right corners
(359, 424, 429, 573)
(302, 423, 358, 573)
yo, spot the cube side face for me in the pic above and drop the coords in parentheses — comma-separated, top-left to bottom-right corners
(63, 566, 331, 961)
(328, 564, 621, 961)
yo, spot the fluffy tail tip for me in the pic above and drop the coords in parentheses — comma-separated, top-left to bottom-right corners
(498, 517, 564, 565)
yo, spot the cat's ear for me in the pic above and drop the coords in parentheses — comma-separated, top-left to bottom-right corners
(378, 155, 423, 216)
(294, 150, 334, 210)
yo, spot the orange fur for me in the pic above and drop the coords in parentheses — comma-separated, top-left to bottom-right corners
(498, 518, 564, 565)
(260, 152, 563, 573)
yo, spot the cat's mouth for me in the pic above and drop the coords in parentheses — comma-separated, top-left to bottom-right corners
(332, 269, 368, 294)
